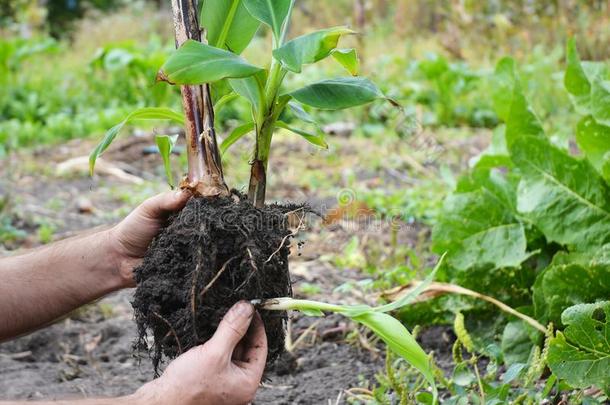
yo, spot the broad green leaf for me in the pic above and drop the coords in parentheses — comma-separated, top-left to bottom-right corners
(603, 153, 610, 183)
(229, 71, 266, 116)
(432, 170, 527, 272)
(89, 107, 184, 175)
(511, 136, 610, 250)
(565, 38, 592, 114)
(352, 311, 437, 402)
(220, 121, 255, 154)
(155, 134, 179, 187)
(491, 57, 517, 122)
(288, 101, 317, 124)
(470, 125, 513, 170)
(202, 0, 260, 54)
(504, 82, 544, 147)
(289, 77, 382, 110)
(576, 116, 610, 174)
(331, 48, 359, 76)
(272, 27, 354, 73)
(491, 57, 544, 147)
(242, 0, 292, 42)
(452, 223, 529, 271)
(275, 120, 327, 148)
(502, 363, 527, 384)
(158, 40, 262, 85)
(547, 301, 610, 389)
(501, 321, 537, 365)
(591, 79, 610, 126)
(533, 246, 610, 325)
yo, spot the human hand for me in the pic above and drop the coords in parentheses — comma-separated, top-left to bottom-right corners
(133, 301, 267, 405)
(108, 190, 191, 287)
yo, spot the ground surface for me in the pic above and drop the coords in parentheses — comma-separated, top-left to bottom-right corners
(0, 128, 484, 403)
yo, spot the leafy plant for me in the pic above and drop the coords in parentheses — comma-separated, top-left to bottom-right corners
(88, 0, 436, 398)
(151, 0, 388, 206)
(415, 39, 610, 396)
(547, 301, 610, 391)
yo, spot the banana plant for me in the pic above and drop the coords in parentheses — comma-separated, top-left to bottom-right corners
(157, 0, 386, 207)
(88, 0, 436, 398)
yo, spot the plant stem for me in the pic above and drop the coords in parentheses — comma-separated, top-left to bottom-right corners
(171, 0, 229, 197)
(248, 93, 289, 207)
(247, 0, 294, 207)
(258, 297, 346, 313)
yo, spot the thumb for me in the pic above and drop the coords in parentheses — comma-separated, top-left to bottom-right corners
(138, 190, 191, 220)
(210, 301, 255, 355)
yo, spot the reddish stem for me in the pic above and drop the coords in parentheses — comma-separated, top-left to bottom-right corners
(171, 0, 228, 197)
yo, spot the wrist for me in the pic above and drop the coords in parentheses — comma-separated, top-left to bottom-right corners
(103, 228, 136, 289)
(131, 380, 164, 405)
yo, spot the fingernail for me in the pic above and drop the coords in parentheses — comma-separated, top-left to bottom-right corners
(230, 301, 254, 318)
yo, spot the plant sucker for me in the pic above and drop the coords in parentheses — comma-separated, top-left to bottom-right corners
(170, 0, 229, 197)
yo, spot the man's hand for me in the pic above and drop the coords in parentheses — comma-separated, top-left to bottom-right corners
(134, 301, 267, 405)
(108, 190, 191, 287)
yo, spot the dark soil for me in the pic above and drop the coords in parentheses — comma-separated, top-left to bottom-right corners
(132, 193, 303, 373)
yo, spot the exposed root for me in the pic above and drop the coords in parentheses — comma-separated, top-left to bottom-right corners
(265, 212, 306, 264)
(199, 256, 239, 300)
(151, 311, 183, 355)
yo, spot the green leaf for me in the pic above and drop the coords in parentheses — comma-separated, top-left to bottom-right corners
(289, 77, 382, 110)
(454, 223, 529, 271)
(511, 136, 610, 250)
(288, 101, 317, 124)
(576, 116, 610, 174)
(533, 246, 610, 325)
(89, 107, 184, 175)
(158, 40, 263, 85)
(242, 0, 292, 42)
(155, 134, 179, 187)
(214, 93, 239, 115)
(275, 120, 327, 149)
(331, 48, 359, 76)
(501, 320, 537, 365)
(470, 125, 513, 170)
(352, 311, 437, 402)
(591, 79, 610, 126)
(565, 38, 592, 114)
(547, 301, 610, 389)
(603, 153, 610, 183)
(301, 308, 324, 317)
(491, 57, 544, 147)
(229, 71, 266, 116)
(432, 171, 528, 272)
(220, 122, 255, 154)
(262, 297, 436, 401)
(272, 27, 354, 73)
(491, 57, 517, 122)
(202, 0, 260, 54)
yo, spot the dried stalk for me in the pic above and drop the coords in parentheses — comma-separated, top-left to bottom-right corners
(171, 0, 229, 197)
(382, 281, 546, 333)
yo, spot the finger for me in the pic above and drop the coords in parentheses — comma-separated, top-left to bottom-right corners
(209, 301, 254, 355)
(139, 190, 191, 220)
(234, 311, 267, 375)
